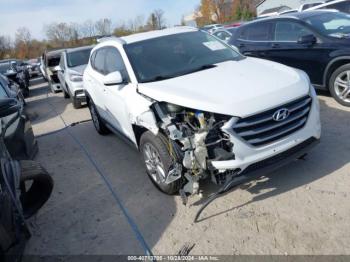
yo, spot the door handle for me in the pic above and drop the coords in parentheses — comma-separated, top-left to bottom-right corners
(239, 43, 245, 48)
(243, 52, 253, 56)
(271, 43, 280, 48)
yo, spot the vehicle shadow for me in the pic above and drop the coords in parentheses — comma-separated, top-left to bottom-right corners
(194, 98, 350, 222)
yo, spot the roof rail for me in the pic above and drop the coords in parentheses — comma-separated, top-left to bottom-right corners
(97, 35, 126, 44)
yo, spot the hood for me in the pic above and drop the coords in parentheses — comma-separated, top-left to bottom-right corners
(138, 58, 310, 117)
(68, 64, 87, 75)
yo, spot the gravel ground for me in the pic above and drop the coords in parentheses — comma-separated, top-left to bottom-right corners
(24, 77, 350, 255)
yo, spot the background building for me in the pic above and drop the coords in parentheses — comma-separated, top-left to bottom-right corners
(256, 0, 322, 16)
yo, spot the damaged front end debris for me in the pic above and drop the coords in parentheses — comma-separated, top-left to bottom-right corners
(150, 102, 237, 196)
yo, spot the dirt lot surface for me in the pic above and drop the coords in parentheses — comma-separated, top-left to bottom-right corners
(24, 78, 350, 255)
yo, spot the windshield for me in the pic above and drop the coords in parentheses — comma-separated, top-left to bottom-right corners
(0, 62, 11, 73)
(124, 31, 241, 83)
(305, 12, 350, 38)
(47, 56, 60, 67)
(67, 48, 92, 68)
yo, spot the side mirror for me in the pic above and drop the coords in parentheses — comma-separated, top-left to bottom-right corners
(298, 34, 317, 45)
(0, 98, 20, 118)
(103, 71, 123, 86)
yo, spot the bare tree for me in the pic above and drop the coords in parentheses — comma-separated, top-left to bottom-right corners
(44, 22, 78, 46)
(128, 15, 146, 32)
(154, 9, 166, 29)
(15, 27, 31, 44)
(80, 19, 96, 38)
(147, 13, 158, 30)
(0, 35, 12, 59)
(14, 27, 32, 59)
(95, 18, 112, 36)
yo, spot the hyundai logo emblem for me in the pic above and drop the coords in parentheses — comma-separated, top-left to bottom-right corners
(273, 108, 290, 122)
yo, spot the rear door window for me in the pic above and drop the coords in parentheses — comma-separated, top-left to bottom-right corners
(238, 22, 273, 41)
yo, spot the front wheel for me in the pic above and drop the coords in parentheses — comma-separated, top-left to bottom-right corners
(329, 64, 350, 107)
(140, 131, 183, 195)
(63, 89, 70, 99)
(88, 100, 110, 135)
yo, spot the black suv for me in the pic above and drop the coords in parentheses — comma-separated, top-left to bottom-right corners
(230, 10, 350, 106)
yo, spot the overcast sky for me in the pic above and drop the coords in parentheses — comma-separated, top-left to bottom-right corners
(0, 0, 199, 39)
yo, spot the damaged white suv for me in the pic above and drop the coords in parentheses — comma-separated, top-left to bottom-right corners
(83, 27, 321, 195)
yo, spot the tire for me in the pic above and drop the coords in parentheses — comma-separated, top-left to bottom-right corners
(72, 97, 82, 109)
(88, 100, 110, 135)
(140, 131, 184, 195)
(19, 161, 54, 219)
(329, 64, 350, 107)
(63, 89, 70, 99)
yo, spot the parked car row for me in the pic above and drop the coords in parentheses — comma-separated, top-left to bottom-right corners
(40, 46, 93, 108)
(0, 73, 53, 258)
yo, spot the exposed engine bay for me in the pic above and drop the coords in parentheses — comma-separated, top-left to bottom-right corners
(151, 102, 236, 195)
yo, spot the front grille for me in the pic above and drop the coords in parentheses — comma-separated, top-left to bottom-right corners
(233, 96, 312, 147)
(242, 137, 317, 175)
(51, 74, 60, 83)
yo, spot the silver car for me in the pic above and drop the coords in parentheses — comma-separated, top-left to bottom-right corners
(57, 46, 94, 108)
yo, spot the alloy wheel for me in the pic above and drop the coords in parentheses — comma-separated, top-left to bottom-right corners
(334, 70, 350, 103)
(143, 143, 166, 184)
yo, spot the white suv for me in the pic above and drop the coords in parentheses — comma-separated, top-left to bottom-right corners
(58, 46, 94, 108)
(83, 27, 321, 195)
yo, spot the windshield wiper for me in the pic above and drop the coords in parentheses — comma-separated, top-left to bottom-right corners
(185, 64, 217, 75)
(142, 75, 176, 83)
(142, 64, 217, 83)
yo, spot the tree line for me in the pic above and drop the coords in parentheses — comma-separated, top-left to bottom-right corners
(0, 9, 166, 60)
(195, 0, 257, 27)
(0, 1, 259, 61)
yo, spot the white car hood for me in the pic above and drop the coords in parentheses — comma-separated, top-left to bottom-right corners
(69, 64, 87, 75)
(138, 58, 310, 117)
